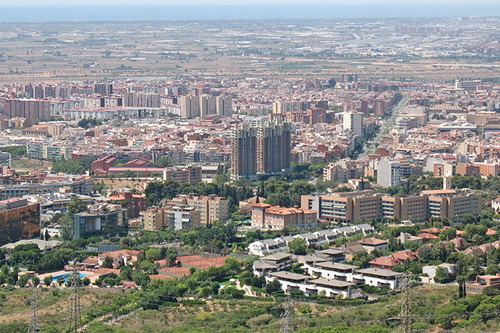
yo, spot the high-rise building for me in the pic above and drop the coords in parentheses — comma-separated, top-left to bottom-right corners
(343, 112, 364, 137)
(2, 99, 51, 122)
(256, 122, 291, 175)
(216, 95, 232, 117)
(377, 158, 402, 188)
(94, 83, 113, 95)
(199, 95, 216, 117)
(231, 121, 291, 180)
(180, 95, 200, 119)
(231, 125, 258, 180)
(374, 99, 386, 116)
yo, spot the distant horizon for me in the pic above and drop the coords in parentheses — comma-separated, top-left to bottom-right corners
(0, 4, 498, 23)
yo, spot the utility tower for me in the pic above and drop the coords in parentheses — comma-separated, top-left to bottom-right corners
(399, 272, 413, 333)
(27, 283, 40, 333)
(69, 265, 82, 333)
(280, 297, 294, 333)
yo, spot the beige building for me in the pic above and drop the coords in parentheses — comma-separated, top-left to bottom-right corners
(181, 195, 229, 225)
(251, 203, 317, 231)
(422, 189, 481, 222)
(381, 195, 428, 222)
(301, 191, 382, 224)
(141, 202, 200, 231)
(180, 95, 200, 119)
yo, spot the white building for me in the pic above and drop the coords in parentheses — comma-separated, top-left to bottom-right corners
(377, 158, 402, 188)
(343, 112, 364, 137)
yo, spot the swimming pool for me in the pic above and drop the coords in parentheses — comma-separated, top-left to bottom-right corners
(52, 272, 90, 283)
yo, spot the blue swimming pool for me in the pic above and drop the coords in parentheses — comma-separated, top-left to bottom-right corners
(52, 272, 90, 283)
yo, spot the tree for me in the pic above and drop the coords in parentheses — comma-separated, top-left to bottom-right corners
(153, 156, 171, 167)
(120, 266, 133, 281)
(59, 214, 73, 241)
(132, 271, 150, 288)
(434, 266, 449, 284)
(31, 276, 40, 287)
(43, 275, 53, 287)
(439, 228, 456, 241)
(102, 256, 114, 268)
(288, 238, 308, 255)
(17, 274, 29, 287)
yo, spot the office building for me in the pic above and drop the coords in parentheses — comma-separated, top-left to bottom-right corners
(73, 204, 127, 239)
(424, 189, 481, 223)
(0, 198, 40, 245)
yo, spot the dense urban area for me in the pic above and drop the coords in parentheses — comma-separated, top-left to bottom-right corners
(0, 15, 497, 333)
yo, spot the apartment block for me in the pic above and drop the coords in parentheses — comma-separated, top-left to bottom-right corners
(301, 191, 382, 224)
(183, 195, 230, 225)
(423, 189, 481, 222)
(251, 203, 317, 231)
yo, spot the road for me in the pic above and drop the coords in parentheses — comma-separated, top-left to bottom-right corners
(361, 95, 409, 157)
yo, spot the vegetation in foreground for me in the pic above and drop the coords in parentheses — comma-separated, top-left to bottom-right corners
(0, 285, 498, 333)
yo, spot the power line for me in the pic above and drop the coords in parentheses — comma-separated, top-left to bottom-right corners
(69, 264, 82, 333)
(280, 296, 295, 333)
(399, 272, 414, 333)
(27, 282, 40, 333)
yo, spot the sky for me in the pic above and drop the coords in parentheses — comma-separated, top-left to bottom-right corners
(0, 0, 497, 21)
(1, 0, 498, 6)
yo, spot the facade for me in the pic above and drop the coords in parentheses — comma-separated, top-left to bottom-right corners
(162, 166, 202, 185)
(251, 203, 317, 231)
(301, 191, 382, 224)
(323, 159, 363, 183)
(0, 198, 40, 245)
(343, 112, 363, 137)
(2, 99, 51, 122)
(231, 121, 291, 180)
(199, 95, 216, 117)
(381, 195, 428, 222)
(73, 204, 127, 239)
(183, 195, 229, 225)
(377, 158, 402, 187)
(216, 95, 232, 117)
(424, 189, 481, 222)
(180, 95, 200, 119)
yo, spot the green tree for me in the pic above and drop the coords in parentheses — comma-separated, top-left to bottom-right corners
(102, 256, 114, 269)
(434, 266, 449, 284)
(43, 275, 53, 286)
(288, 238, 308, 255)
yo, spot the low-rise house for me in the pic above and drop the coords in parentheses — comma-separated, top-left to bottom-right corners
(98, 250, 143, 268)
(466, 275, 500, 295)
(307, 262, 357, 281)
(359, 238, 388, 253)
(247, 238, 287, 256)
(342, 242, 367, 261)
(317, 248, 345, 262)
(353, 268, 402, 289)
(369, 250, 419, 270)
(266, 271, 360, 299)
(421, 263, 457, 284)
